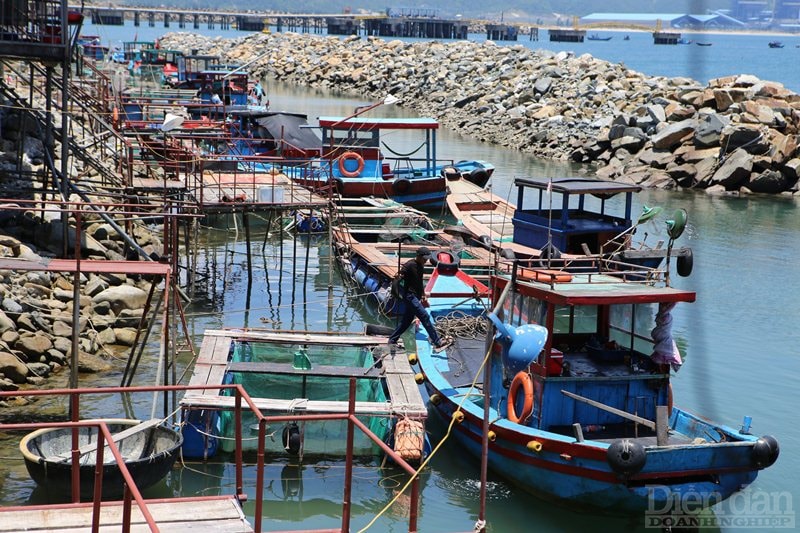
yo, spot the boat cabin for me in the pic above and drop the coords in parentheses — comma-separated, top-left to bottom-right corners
(171, 54, 222, 89)
(317, 116, 441, 180)
(493, 262, 695, 440)
(511, 177, 641, 255)
(191, 71, 250, 107)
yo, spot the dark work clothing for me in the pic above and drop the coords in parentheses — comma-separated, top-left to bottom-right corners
(388, 292, 442, 346)
(389, 258, 441, 346)
(397, 258, 424, 298)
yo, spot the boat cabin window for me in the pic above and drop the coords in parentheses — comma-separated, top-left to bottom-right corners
(607, 303, 658, 355)
(322, 127, 380, 149)
(501, 294, 547, 327)
(552, 302, 657, 357)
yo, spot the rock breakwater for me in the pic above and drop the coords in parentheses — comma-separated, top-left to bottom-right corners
(161, 31, 800, 196)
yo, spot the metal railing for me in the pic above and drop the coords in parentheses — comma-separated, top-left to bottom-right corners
(0, 381, 422, 532)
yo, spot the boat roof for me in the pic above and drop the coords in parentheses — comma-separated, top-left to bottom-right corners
(514, 177, 642, 195)
(317, 116, 439, 130)
(254, 112, 321, 151)
(496, 270, 696, 306)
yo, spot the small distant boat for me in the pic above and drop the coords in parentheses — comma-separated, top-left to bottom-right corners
(769, 41, 785, 48)
(677, 38, 692, 45)
(695, 41, 712, 46)
(20, 419, 182, 499)
(587, 34, 612, 41)
(623, 35, 630, 41)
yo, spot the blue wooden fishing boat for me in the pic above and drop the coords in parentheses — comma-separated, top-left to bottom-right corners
(302, 116, 494, 208)
(447, 176, 694, 276)
(333, 221, 494, 317)
(412, 257, 780, 514)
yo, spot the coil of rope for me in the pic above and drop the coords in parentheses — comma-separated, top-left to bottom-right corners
(434, 311, 489, 340)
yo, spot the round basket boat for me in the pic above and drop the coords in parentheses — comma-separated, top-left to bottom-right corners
(20, 418, 183, 500)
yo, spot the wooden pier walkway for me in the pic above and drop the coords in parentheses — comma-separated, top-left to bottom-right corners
(0, 496, 252, 532)
(182, 329, 426, 417)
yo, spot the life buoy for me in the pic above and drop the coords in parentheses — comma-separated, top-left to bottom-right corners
(507, 371, 534, 424)
(338, 151, 364, 178)
(392, 177, 412, 194)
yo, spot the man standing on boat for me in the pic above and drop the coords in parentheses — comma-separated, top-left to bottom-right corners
(388, 247, 452, 351)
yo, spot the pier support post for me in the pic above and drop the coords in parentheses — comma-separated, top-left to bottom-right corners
(656, 406, 669, 446)
(243, 208, 253, 324)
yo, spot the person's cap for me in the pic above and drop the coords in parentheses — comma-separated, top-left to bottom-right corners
(416, 246, 431, 258)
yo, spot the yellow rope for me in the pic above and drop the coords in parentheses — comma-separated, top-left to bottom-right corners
(358, 339, 493, 532)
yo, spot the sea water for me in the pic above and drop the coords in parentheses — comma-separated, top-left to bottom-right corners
(0, 20, 798, 533)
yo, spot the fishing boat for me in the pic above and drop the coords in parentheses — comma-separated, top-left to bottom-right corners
(446, 177, 693, 275)
(333, 221, 494, 316)
(20, 419, 182, 499)
(413, 257, 780, 514)
(768, 41, 785, 48)
(587, 34, 612, 41)
(304, 116, 494, 208)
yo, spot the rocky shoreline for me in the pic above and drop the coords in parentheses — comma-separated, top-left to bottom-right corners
(0, 100, 164, 402)
(161, 31, 800, 196)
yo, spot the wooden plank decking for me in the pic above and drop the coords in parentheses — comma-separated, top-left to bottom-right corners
(197, 171, 326, 210)
(182, 330, 426, 417)
(0, 496, 252, 532)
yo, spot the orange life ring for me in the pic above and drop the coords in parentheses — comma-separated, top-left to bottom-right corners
(338, 151, 364, 178)
(508, 371, 534, 424)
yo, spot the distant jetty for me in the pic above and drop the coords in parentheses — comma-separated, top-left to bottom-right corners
(161, 32, 800, 196)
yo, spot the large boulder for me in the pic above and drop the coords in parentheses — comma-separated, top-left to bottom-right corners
(15, 333, 53, 360)
(0, 352, 28, 383)
(720, 124, 770, 155)
(709, 148, 753, 190)
(0, 310, 15, 333)
(694, 114, 729, 148)
(748, 169, 790, 194)
(651, 119, 697, 150)
(93, 285, 149, 315)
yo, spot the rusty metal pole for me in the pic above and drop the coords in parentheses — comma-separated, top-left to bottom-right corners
(254, 417, 267, 533)
(235, 392, 244, 498)
(70, 392, 80, 503)
(341, 378, 356, 531)
(409, 476, 420, 532)
(70, 211, 81, 393)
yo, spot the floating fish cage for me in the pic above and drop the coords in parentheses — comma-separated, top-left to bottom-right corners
(216, 341, 391, 456)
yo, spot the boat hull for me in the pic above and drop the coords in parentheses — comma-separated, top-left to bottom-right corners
(420, 368, 765, 514)
(20, 419, 183, 500)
